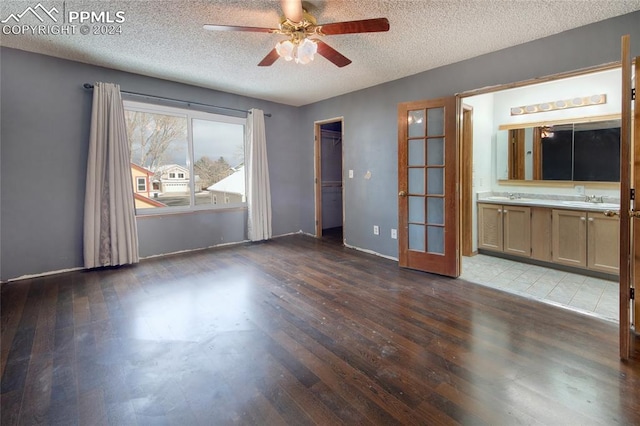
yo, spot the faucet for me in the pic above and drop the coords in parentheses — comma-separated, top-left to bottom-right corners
(508, 193, 521, 200)
(585, 195, 603, 203)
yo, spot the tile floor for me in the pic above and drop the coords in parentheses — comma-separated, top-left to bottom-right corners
(461, 254, 619, 322)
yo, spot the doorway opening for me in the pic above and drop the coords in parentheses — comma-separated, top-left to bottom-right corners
(458, 65, 624, 324)
(314, 118, 344, 243)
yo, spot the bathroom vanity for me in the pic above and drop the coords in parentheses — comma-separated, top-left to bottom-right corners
(478, 196, 620, 275)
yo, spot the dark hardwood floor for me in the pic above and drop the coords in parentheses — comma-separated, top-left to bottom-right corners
(2, 234, 639, 425)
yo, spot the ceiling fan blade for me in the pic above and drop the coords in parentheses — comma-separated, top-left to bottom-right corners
(318, 18, 390, 35)
(281, 0, 303, 22)
(315, 40, 352, 67)
(203, 24, 276, 33)
(258, 48, 280, 67)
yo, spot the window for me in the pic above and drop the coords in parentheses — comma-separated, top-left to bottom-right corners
(136, 177, 147, 192)
(124, 100, 246, 213)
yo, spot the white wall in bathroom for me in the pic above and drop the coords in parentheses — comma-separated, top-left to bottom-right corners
(493, 68, 621, 127)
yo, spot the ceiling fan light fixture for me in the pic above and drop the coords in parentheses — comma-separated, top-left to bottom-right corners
(204, 2, 389, 67)
(275, 37, 317, 64)
(295, 38, 317, 64)
(275, 40, 295, 61)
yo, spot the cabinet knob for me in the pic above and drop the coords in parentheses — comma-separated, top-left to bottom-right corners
(398, 190, 407, 197)
(588, 218, 594, 222)
(580, 217, 586, 221)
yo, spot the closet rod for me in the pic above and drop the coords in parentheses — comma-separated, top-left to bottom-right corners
(82, 83, 271, 117)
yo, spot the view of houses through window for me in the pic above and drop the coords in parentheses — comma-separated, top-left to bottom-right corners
(124, 101, 246, 212)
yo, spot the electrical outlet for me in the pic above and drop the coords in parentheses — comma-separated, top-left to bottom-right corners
(575, 185, 585, 195)
(348, 170, 354, 178)
(373, 225, 379, 235)
(391, 229, 397, 239)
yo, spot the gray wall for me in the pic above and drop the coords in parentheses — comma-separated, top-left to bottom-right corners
(0, 48, 303, 281)
(299, 11, 640, 259)
(2, 11, 639, 281)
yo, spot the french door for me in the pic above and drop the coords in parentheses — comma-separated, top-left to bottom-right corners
(619, 35, 639, 360)
(397, 96, 459, 277)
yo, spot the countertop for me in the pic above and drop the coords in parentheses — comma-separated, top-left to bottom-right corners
(477, 196, 620, 212)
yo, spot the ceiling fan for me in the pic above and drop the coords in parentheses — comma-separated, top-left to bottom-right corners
(203, 0, 390, 67)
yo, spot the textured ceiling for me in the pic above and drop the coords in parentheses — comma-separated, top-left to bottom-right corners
(2, 0, 640, 106)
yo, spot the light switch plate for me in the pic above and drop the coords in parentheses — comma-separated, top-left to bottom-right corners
(349, 170, 354, 178)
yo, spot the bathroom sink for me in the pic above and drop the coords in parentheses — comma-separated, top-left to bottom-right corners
(561, 201, 620, 209)
(483, 196, 531, 201)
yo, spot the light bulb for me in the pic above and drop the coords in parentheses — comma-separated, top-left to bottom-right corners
(275, 40, 295, 61)
(295, 38, 317, 64)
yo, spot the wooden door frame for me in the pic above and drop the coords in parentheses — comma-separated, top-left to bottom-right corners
(619, 35, 635, 360)
(314, 117, 345, 238)
(633, 58, 639, 337)
(508, 129, 526, 180)
(532, 127, 543, 180)
(461, 105, 475, 256)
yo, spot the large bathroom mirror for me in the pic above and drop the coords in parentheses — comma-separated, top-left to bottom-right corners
(496, 117, 621, 182)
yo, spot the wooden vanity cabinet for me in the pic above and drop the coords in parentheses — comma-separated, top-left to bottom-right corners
(530, 207, 552, 262)
(552, 210, 587, 268)
(478, 203, 618, 275)
(587, 214, 619, 274)
(478, 204, 503, 251)
(478, 203, 530, 257)
(503, 205, 531, 256)
(551, 209, 619, 274)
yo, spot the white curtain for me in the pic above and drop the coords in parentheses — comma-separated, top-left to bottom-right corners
(84, 82, 139, 268)
(246, 109, 272, 241)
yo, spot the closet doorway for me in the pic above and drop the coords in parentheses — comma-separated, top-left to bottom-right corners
(314, 118, 344, 241)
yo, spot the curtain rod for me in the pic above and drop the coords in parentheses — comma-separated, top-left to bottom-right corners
(82, 83, 271, 117)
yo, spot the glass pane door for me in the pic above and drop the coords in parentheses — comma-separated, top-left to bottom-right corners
(398, 97, 459, 277)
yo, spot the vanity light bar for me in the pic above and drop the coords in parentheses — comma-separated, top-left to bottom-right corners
(510, 94, 607, 116)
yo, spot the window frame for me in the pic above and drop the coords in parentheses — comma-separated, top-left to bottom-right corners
(136, 177, 147, 192)
(124, 100, 247, 216)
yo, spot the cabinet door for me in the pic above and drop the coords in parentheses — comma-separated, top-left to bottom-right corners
(503, 205, 531, 257)
(531, 207, 552, 261)
(587, 213, 620, 274)
(478, 204, 503, 251)
(552, 209, 587, 268)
